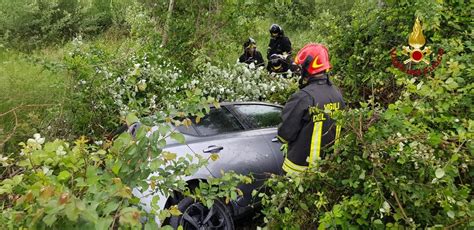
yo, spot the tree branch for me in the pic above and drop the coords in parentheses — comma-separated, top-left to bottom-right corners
(161, 0, 175, 47)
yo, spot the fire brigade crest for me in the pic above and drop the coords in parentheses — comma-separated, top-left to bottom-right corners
(390, 17, 444, 76)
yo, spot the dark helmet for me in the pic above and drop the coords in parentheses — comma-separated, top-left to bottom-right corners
(269, 24, 283, 36)
(243, 37, 256, 49)
(269, 54, 283, 67)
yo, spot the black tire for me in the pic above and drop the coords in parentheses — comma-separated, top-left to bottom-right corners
(169, 197, 234, 230)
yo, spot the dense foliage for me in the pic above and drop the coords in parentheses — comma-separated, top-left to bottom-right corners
(0, 0, 472, 229)
(258, 0, 473, 228)
(0, 0, 131, 49)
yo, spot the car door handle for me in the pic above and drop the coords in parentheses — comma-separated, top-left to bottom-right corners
(203, 145, 224, 153)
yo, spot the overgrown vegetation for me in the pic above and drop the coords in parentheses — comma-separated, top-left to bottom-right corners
(0, 0, 472, 228)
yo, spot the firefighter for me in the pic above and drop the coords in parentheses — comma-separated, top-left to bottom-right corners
(239, 37, 265, 67)
(267, 24, 292, 73)
(267, 24, 292, 59)
(267, 54, 290, 77)
(277, 43, 345, 174)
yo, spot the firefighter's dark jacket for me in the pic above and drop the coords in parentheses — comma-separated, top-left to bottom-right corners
(277, 76, 345, 172)
(239, 50, 264, 67)
(267, 36, 292, 59)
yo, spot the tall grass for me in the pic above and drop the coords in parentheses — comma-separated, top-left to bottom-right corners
(0, 49, 68, 153)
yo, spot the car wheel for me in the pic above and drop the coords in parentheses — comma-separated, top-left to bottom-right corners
(169, 197, 234, 230)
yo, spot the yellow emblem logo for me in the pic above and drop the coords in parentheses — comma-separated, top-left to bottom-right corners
(311, 56, 324, 69)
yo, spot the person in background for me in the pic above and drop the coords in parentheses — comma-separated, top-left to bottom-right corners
(267, 24, 292, 60)
(277, 43, 345, 174)
(239, 37, 265, 68)
(267, 53, 290, 77)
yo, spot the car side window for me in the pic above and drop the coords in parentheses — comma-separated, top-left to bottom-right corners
(192, 107, 244, 136)
(233, 104, 282, 129)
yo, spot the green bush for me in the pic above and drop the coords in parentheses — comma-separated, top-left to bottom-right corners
(259, 0, 473, 228)
(0, 104, 251, 229)
(0, 0, 131, 49)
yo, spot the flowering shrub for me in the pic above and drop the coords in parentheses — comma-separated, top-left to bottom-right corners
(182, 63, 296, 103)
(64, 34, 297, 138)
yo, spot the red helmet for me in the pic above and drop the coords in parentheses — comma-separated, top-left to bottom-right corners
(294, 43, 331, 76)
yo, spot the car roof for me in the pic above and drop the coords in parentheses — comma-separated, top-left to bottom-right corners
(215, 101, 283, 108)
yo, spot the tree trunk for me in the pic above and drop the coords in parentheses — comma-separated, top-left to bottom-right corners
(161, 0, 175, 47)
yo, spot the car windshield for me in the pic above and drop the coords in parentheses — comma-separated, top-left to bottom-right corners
(233, 104, 282, 129)
(176, 107, 243, 136)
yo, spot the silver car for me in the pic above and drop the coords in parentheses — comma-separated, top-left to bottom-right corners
(133, 102, 284, 229)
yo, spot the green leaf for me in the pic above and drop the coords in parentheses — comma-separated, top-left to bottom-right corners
(157, 139, 167, 148)
(65, 201, 79, 221)
(103, 202, 120, 215)
(171, 132, 185, 144)
(43, 213, 57, 226)
(144, 220, 159, 230)
(445, 78, 459, 90)
(435, 168, 445, 179)
(428, 132, 442, 146)
(169, 205, 182, 216)
(76, 200, 86, 211)
(95, 217, 113, 230)
(57, 170, 71, 182)
(359, 170, 366, 180)
(231, 191, 237, 200)
(451, 153, 459, 162)
(119, 207, 140, 225)
(206, 199, 214, 208)
(86, 167, 99, 185)
(126, 144, 138, 156)
(163, 152, 177, 161)
(135, 125, 147, 139)
(12, 174, 24, 185)
(150, 159, 162, 171)
(300, 202, 309, 211)
(126, 113, 139, 126)
(82, 209, 99, 224)
(160, 226, 174, 230)
(373, 219, 383, 225)
(298, 185, 304, 193)
(159, 124, 170, 136)
(447, 210, 455, 219)
(112, 161, 122, 175)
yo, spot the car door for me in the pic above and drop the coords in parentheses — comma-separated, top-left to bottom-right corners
(229, 103, 284, 176)
(181, 106, 278, 207)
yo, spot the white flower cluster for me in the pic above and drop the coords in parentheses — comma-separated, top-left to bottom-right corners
(27, 133, 45, 149)
(183, 63, 294, 103)
(69, 39, 295, 121)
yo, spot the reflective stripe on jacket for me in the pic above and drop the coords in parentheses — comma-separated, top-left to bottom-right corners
(278, 77, 345, 173)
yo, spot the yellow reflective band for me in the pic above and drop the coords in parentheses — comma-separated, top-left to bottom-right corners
(282, 163, 305, 174)
(335, 125, 341, 145)
(309, 121, 323, 168)
(277, 135, 288, 143)
(334, 124, 341, 154)
(282, 158, 307, 174)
